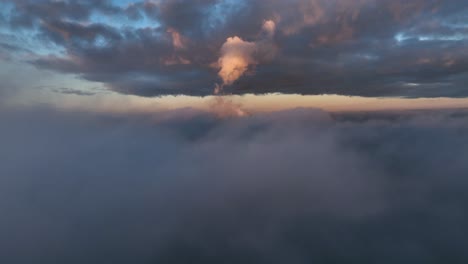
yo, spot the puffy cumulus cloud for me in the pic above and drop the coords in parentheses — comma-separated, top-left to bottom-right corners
(217, 36, 257, 86)
(217, 20, 277, 90)
(2, 0, 468, 97)
(1, 107, 468, 263)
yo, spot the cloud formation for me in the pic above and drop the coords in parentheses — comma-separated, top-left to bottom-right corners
(1, 106, 468, 263)
(217, 36, 257, 86)
(1, 0, 468, 97)
(216, 20, 277, 91)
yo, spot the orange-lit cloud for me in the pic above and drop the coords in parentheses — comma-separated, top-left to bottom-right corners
(218, 36, 257, 86)
(217, 20, 277, 89)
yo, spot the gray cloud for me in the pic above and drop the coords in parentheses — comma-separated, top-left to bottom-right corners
(1, 107, 468, 263)
(3, 0, 468, 97)
(51, 87, 97, 96)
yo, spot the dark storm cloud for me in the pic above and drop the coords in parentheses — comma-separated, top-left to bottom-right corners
(2, 0, 468, 97)
(1, 107, 468, 263)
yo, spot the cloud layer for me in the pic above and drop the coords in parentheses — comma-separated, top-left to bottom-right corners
(1, 107, 468, 263)
(1, 0, 468, 97)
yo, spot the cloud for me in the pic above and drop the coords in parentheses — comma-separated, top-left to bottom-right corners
(217, 36, 257, 86)
(167, 27, 187, 50)
(51, 87, 97, 96)
(2, 0, 468, 97)
(217, 20, 277, 90)
(1, 106, 468, 263)
(262, 20, 276, 38)
(209, 96, 249, 117)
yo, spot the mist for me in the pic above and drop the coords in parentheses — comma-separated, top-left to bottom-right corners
(1, 107, 468, 263)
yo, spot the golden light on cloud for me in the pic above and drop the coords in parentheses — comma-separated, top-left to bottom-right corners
(216, 20, 277, 94)
(217, 36, 257, 86)
(42, 92, 468, 115)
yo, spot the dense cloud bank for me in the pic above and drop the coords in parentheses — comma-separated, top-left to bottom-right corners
(1, 107, 468, 263)
(2, 0, 468, 97)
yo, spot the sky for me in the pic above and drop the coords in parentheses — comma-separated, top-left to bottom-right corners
(1, 0, 468, 108)
(2, 1, 468, 263)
